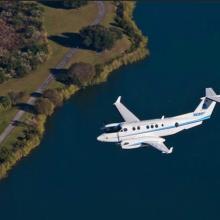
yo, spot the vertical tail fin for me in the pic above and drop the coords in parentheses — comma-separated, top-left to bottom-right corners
(194, 88, 219, 116)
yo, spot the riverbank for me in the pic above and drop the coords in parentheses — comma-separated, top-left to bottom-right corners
(0, 1, 148, 179)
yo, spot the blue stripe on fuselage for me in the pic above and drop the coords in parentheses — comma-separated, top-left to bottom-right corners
(119, 115, 210, 138)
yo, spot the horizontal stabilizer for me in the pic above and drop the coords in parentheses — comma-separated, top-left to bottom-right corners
(206, 88, 220, 103)
(207, 95, 220, 103)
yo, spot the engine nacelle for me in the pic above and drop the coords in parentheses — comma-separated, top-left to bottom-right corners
(121, 142, 142, 149)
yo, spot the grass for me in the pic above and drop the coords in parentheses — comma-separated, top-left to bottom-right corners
(69, 36, 131, 66)
(0, 108, 17, 134)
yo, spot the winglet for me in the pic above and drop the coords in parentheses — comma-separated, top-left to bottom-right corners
(162, 147, 173, 154)
(114, 96, 121, 105)
(168, 147, 173, 154)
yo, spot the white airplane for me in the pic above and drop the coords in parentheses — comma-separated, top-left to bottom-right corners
(97, 88, 220, 154)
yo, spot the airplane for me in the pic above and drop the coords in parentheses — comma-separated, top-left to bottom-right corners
(97, 88, 220, 154)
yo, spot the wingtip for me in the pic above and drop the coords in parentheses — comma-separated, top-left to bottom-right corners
(168, 147, 173, 154)
(114, 96, 121, 105)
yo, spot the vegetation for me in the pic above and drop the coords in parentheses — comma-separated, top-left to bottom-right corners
(80, 24, 122, 51)
(0, 1, 49, 82)
(43, 89, 63, 106)
(0, 1, 148, 179)
(63, 0, 88, 9)
(8, 91, 26, 106)
(35, 98, 54, 116)
(67, 62, 96, 86)
(0, 115, 46, 179)
(0, 2, 98, 96)
(0, 96, 11, 112)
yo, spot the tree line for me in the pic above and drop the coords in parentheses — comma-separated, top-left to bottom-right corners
(0, 2, 49, 83)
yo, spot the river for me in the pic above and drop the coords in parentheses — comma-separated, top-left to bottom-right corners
(0, 3, 220, 220)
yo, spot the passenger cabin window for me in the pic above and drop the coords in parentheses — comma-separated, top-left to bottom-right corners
(132, 127, 136, 131)
(162, 124, 164, 127)
(137, 126, 140, 130)
(175, 122, 179, 127)
(146, 125, 149, 129)
(155, 124, 158, 128)
(124, 128, 128, 132)
(103, 125, 121, 133)
(151, 125, 154, 129)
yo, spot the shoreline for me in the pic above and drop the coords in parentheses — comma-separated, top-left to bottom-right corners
(0, 1, 149, 180)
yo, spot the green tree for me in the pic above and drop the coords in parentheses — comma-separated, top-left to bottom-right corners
(67, 62, 96, 87)
(0, 69, 6, 83)
(80, 25, 122, 51)
(0, 96, 12, 110)
(43, 89, 63, 107)
(35, 98, 54, 116)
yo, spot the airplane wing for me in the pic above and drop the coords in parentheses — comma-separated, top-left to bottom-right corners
(146, 141, 173, 154)
(121, 137, 173, 154)
(114, 96, 140, 122)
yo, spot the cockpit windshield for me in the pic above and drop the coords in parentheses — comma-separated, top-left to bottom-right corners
(102, 125, 121, 133)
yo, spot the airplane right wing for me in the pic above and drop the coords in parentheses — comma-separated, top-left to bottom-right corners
(114, 96, 140, 122)
(147, 141, 173, 154)
(121, 137, 173, 154)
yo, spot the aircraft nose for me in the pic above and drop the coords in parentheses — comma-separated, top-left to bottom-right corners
(97, 134, 104, 142)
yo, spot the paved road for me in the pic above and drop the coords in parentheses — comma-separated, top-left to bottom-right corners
(0, 1, 105, 145)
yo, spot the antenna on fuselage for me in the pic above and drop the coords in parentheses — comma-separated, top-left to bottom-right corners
(161, 115, 165, 119)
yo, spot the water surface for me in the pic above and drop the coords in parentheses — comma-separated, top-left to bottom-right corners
(1, 3, 220, 220)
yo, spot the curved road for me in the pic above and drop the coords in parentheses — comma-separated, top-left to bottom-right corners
(0, 1, 105, 145)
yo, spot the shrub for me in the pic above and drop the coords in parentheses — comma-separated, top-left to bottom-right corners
(0, 147, 10, 163)
(0, 96, 11, 111)
(43, 89, 63, 107)
(67, 62, 96, 87)
(35, 98, 54, 116)
(8, 91, 26, 105)
(0, 69, 6, 83)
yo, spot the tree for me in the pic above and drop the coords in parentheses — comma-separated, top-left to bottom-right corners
(35, 98, 54, 116)
(0, 69, 6, 83)
(43, 89, 63, 107)
(63, 0, 88, 9)
(0, 147, 10, 163)
(8, 91, 26, 105)
(0, 2, 48, 79)
(67, 62, 96, 87)
(80, 25, 122, 51)
(0, 96, 12, 110)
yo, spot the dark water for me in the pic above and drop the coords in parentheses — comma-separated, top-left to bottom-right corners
(1, 3, 220, 220)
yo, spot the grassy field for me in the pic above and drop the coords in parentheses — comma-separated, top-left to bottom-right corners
(0, 109, 17, 134)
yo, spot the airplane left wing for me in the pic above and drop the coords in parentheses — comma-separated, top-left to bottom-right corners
(114, 96, 140, 122)
(121, 137, 173, 154)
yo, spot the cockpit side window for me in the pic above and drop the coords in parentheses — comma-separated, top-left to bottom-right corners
(103, 125, 121, 133)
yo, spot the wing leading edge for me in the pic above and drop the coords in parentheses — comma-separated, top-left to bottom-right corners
(114, 96, 140, 122)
